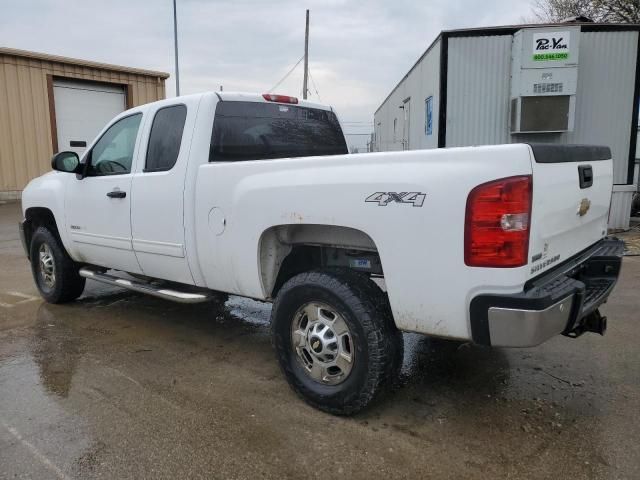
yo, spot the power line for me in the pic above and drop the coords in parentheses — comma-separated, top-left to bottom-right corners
(307, 67, 322, 102)
(269, 55, 305, 92)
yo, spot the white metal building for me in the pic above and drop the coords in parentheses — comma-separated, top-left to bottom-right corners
(374, 23, 640, 230)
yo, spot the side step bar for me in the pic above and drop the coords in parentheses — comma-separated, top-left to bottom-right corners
(79, 268, 213, 304)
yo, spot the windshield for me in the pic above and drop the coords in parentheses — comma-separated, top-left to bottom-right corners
(209, 101, 348, 162)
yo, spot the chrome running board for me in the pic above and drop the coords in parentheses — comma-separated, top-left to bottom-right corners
(79, 267, 212, 304)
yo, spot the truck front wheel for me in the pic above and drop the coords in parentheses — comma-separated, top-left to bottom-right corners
(271, 269, 403, 415)
(30, 227, 86, 304)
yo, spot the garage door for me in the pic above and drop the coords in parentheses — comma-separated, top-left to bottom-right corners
(53, 79, 126, 156)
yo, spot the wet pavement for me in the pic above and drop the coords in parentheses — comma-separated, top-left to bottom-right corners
(617, 219, 640, 256)
(0, 201, 639, 480)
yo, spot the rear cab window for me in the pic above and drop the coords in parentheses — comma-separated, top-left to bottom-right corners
(209, 101, 347, 162)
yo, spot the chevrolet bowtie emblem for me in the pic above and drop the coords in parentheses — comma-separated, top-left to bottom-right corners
(578, 198, 591, 217)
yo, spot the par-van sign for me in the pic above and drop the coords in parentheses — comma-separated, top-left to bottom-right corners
(532, 31, 570, 61)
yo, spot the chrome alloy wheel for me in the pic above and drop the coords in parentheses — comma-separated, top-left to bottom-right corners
(291, 302, 354, 385)
(38, 243, 56, 288)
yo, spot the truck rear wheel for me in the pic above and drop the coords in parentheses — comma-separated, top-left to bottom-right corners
(30, 227, 85, 304)
(271, 269, 403, 415)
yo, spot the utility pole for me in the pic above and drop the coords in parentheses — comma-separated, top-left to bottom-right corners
(303, 9, 309, 99)
(173, 0, 180, 96)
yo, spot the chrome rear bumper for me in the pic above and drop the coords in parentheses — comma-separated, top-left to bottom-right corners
(487, 296, 574, 347)
(470, 238, 624, 347)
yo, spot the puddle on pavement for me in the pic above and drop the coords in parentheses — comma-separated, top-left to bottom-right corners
(0, 306, 92, 477)
(31, 304, 83, 398)
(3, 284, 607, 414)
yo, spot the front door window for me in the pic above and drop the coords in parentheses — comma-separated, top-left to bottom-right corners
(87, 114, 142, 176)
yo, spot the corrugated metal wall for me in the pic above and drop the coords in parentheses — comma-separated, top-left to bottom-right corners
(446, 35, 513, 147)
(0, 51, 167, 193)
(560, 31, 638, 185)
(610, 187, 636, 229)
(445, 30, 638, 186)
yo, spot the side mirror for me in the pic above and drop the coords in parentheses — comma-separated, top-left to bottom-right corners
(51, 151, 80, 173)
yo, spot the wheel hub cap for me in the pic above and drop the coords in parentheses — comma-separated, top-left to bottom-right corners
(38, 244, 55, 288)
(310, 336, 323, 354)
(291, 302, 354, 385)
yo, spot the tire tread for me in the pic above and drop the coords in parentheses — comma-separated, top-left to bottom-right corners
(30, 226, 85, 303)
(271, 268, 402, 415)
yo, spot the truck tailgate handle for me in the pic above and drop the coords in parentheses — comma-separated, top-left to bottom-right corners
(578, 165, 593, 189)
(106, 190, 126, 198)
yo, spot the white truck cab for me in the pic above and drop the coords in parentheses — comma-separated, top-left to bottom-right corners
(19, 92, 624, 414)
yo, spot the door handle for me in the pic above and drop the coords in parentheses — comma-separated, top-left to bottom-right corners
(578, 165, 593, 189)
(106, 190, 126, 198)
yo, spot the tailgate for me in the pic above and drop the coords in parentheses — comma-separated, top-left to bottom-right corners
(527, 144, 612, 279)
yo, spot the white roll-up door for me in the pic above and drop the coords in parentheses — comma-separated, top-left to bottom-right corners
(53, 79, 126, 156)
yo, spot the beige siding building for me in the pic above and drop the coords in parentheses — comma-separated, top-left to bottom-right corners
(0, 47, 169, 198)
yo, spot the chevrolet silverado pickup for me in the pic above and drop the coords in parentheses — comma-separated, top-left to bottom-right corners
(19, 91, 623, 414)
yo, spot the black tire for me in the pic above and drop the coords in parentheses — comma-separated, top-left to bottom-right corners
(271, 268, 403, 415)
(30, 227, 85, 304)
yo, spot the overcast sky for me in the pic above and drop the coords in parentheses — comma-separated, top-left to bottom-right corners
(1, 0, 534, 150)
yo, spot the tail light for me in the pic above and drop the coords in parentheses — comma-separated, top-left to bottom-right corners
(262, 93, 299, 104)
(464, 175, 532, 267)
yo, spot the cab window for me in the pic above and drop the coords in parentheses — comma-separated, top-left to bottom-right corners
(145, 105, 187, 172)
(87, 113, 142, 176)
(210, 101, 347, 162)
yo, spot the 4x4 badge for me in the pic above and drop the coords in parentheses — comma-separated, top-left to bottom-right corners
(365, 192, 426, 207)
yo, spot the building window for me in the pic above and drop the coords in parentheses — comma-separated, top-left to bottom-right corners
(393, 118, 397, 141)
(425, 96, 433, 136)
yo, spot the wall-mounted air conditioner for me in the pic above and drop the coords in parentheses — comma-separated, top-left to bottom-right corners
(510, 26, 580, 134)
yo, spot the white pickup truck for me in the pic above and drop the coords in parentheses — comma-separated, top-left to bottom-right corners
(20, 92, 623, 414)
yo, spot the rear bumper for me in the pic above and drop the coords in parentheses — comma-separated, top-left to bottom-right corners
(470, 238, 624, 347)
